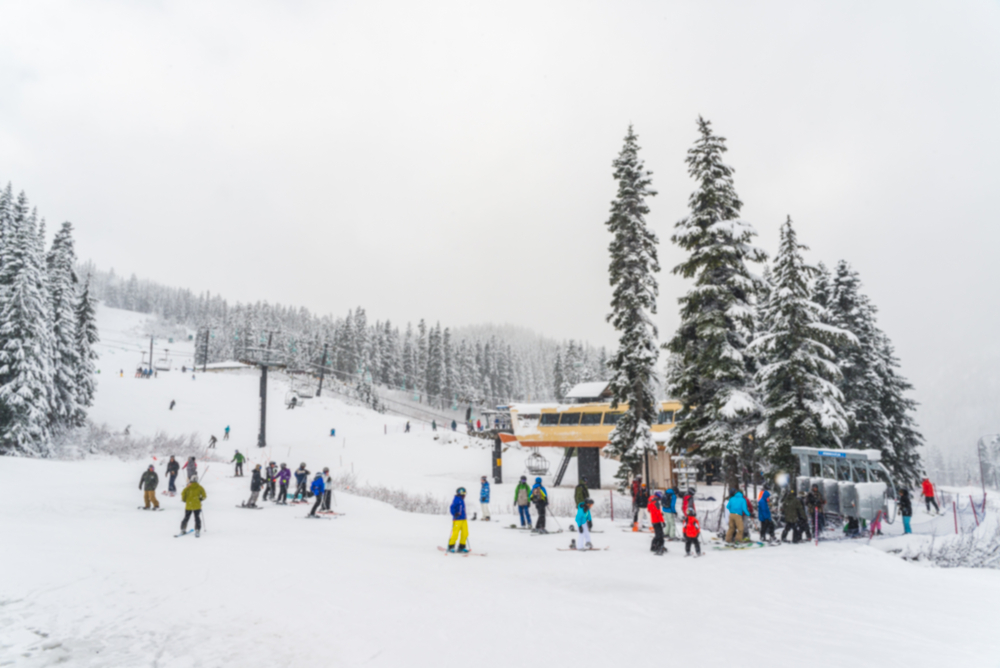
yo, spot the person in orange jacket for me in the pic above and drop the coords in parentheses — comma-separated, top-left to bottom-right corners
(648, 491, 666, 555)
(921, 478, 939, 514)
(683, 508, 701, 557)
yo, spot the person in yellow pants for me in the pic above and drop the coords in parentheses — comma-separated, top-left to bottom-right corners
(448, 487, 469, 553)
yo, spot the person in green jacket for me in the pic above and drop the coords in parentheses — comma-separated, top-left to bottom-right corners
(514, 476, 532, 527)
(139, 465, 159, 509)
(232, 450, 245, 477)
(181, 475, 207, 536)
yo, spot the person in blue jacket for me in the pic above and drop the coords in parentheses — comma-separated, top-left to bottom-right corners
(662, 487, 679, 540)
(574, 498, 595, 550)
(479, 476, 491, 521)
(725, 488, 750, 543)
(530, 477, 549, 533)
(448, 487, 469, 553)
(308, 472, 326, 517)
(758, 487, 775, 542)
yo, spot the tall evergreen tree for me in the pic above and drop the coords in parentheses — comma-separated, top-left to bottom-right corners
(73, 276, 99, 424)
(750, 218, 850, 474)
(664, 117, 767, 485)
(603, 125, 661, 488)
(46, 222, 80, 429)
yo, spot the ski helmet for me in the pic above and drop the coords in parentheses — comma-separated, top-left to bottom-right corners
(300, 462, 306, 468)
(190, 475, 198, 483)
(653, 490, 663, 498)
(323, 467, 329, 473)
(280, 463, 286, 468)
(456, 487, 466, 496)
(584, 498, 595, 506)
(148, 465, 154, 471)
(687, 508, 696, 516)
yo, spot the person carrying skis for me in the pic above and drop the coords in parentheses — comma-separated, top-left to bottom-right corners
(166, 456, 180, 494)
(245, 465, 263, 508)
(898, 488, 913, 534)
(180, 475, 207, 537)
(758, 487, 775, 542)
(725, 488, 750, 544)
(139, 465, 160, 509)
(649, 490, 666, 555)
(183, 456, 197, 481)
(208, 435, 217, 449)
(276, 463, 291, 504)
(575, 498, 595, 550)
(232, 450, 245, 477)
(294, 463, 310, 501)
(224, 425, 230, 440)
(263, 462, 277, 501)
(308, 472, 325, 517)
(661, 487, 678, 540)
(322, 468, 334, 512)
(479, 476, 491, 521)
(921, 478, 939, 514)
(682, 508, 701, 556)
(514, 476, 532, 528)
(531, 477, 549, 533)
(447, 487, 469, 553)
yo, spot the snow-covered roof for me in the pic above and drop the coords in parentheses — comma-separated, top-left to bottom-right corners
(509, 403, 558, 415)
(564, 381, 610, 400)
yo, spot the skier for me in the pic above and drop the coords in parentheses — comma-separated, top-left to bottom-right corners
(450, 420, 457, 431)
(725, 488, 750, 544)
(447, 487, 469, 553)
(208, 435, 217, 449)
(479, 476, 491, 521)
(758, 487, 775, 542)
(232, 450, 245, 477)
(806, 484, 826, 535)
(575, 498, 595, 550)
(780, 491, 804, 542)
(531, 479, 548, 534)
(224, 425, 230, 440)
(574, 476, 593, 531)
(169, 400, 175, 411)
(245, 465, 262, 508)
(321, 467, 334, 511)
(180, 475, 207, 537)
(294, 463, 310, 501)
(682, 487, 696, 516)
(682, 508, 702, 556)
(276, 463, 291, 504)
(263, 461, 277, 501)
(308, 472, 325, 517)
(649, 490, 666, 555)
(166, 456, 180, 495)
(662, 487, 678, 540)
(899, 488, 913, 534)
(634, 483, 650, 529)
(630, 475, 642, 523)
(514, 475, 532, 528)
(432, 420, 437, 432)
(921, 478, 939, 514)
(183, 456, 197, 481)
(139, 465, 160, 509)
(405, 421, 411, 433)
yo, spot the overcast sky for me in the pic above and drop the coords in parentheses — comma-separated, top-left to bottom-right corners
(2, 1, 998, 454)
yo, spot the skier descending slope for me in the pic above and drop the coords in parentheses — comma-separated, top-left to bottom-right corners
(648, 491, 665, 555)
(575, 499, 595, 550)
(308, 473, 325, 517)
(447, 488, 469, 553)
(232, 450, 245, 477)
(180, 475, 207, 537)
(139, 465, 160, 509)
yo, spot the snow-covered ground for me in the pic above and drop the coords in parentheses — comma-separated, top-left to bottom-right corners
(1, 306, 999, 667)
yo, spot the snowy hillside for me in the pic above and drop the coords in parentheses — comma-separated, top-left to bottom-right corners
(0, 306, 998, 667)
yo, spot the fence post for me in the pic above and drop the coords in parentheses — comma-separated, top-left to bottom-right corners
(953, 500, 958, 534)
(970, 495, 980, 526)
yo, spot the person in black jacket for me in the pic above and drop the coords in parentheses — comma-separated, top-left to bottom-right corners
(139, 465, 160, 509)
(244, 465, 263, 508)
(263, 462, 277, 501)
(898, 488, 913, 534)
(166, 456, 180, 495)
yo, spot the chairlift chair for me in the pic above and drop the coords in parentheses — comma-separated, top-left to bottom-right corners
(525, 450, 550, 476)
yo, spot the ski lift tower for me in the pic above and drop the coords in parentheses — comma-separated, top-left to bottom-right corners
(240, 333, 287, 449)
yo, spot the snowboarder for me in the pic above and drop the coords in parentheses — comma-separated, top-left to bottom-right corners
(479, 476, 491, 521)
(245, 465, 262, 507)
(169, 400, 175, 411)
(682, 508, 701, 556)
(276, 463, 291, 504)
(224, 425, 230, 441)
(180, 475, 207, 537)
(308, 472, 325, 516)
(662, 487, 678, 540)
(232, 450, 245, 477)
(649, 490, 665, 555)
(780, 492, 804, 543)
(575, 498, 595, 549)
(447, 487, 469, 553)
(921, 478, 939, 514)
(514, 476, 532, 527)
(294, 463, 309, 500)
(183, 456, 197, 481)
(758, 487, 775, 542)
(208, 435, 217, 449)
(531, 478, 548, 533)
(725, 488, 750, 544)
(899, 488, 913, 534)
(321, 468, 334, 511)
(139, 465, 160, 509)
(263, 462, 277, 501)
(166, 456, 180, 494)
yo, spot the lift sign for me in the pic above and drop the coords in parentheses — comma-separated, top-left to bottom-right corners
(816, 451, 847, 458)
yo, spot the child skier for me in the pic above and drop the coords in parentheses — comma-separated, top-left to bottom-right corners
(180, 475, 207, 537)
(514, 476, 532, 528)
(447, 487, 469, 553)
(244, 464, 262, 508)
(166, 456, 180, 495)
(139, 465, 160, 509)
(898, 488, 913, 534)
(479, 476, 491, 521)
(575, 498, 595, 550)
(308, 472, 325, 517)
(232, 450, 245, 477)
(276, 463, 291, 504)
(683, 508, 701, 556)
(649, 490, 666, 555)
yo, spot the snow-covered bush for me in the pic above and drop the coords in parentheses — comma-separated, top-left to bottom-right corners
(50, 423, 215, 462)
(900, 517, 1000, 569)
(326, 472, 448, 515)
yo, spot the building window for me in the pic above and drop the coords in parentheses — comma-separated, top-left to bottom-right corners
(540, 413, 560, 426)
(560, 413, 582, 426)
(580, 413, 603, 425)
(603, 412, 624, 425)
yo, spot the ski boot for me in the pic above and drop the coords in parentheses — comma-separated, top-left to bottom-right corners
(457, 544, 469, 554)
(447, 545, 456, 553)
(569, 539, 577, 550)
(585, 542, 593, 550)
(195, 530, 200, 537)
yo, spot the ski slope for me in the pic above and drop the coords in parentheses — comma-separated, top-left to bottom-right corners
(1, 306, 998, 667)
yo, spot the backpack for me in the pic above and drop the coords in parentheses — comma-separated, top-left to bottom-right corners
(531, 488, 546, 503)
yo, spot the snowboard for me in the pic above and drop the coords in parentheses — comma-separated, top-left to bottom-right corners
(237, 505, 263, 510)
(712, 541, 765, 551)
(505, 525, 533, 530)
(437, 546, 487, 557)
(138, 506, 164, 511)
(557, 546, 610, 552)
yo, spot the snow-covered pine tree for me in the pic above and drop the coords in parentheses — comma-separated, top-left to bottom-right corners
(417, 319, 428, 392)
(0, 193, 55, 454)
(552, 351, 564, 400)
(663, 117, 767, 486)
(45, 222, 80, 429)
(402, 323, 415, 390)
(603, 125, 661, 489)
(73, 276, 99, 424)
(750, 217, 851, 474)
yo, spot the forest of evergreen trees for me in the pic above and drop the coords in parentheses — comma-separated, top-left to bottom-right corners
(0, 184, 99, 456)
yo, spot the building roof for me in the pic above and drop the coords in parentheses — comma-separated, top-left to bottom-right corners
(564, 381, 610, 400)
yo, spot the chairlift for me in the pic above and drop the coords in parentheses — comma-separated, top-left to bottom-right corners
(154, 358, 171, 371)
(525, 450, 550, 476)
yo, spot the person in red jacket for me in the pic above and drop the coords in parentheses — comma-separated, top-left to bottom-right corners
(921, 478, 939, 514)
(648, 491, 666, 555)
(683, 508, 701, 557)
